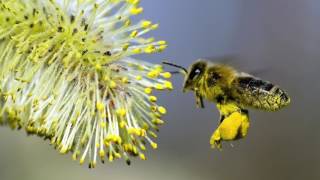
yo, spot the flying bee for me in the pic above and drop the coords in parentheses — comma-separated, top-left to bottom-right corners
(163, 59, 291, 149)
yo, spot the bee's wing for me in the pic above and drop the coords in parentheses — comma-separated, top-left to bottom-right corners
(203, 55, 270, 76)
(202, 55, 238, 65)
(231, 74, 290, 111)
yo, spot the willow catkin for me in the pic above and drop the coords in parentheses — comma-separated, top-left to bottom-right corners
(0, 0, 172, 167)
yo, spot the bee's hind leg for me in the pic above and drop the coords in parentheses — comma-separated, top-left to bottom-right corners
(236, 109, 250, 139)
(219, 115, 225, 123)
(210, 129, 222, 149)
(210, 107, 250, 149)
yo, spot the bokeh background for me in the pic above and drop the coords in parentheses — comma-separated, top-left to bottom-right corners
(0, 0, 319, 180)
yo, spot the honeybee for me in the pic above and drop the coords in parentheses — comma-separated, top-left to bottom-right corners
(163, 59, 290, 148)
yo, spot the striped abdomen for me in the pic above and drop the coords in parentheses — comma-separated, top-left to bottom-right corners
(231, 76, 290, 111)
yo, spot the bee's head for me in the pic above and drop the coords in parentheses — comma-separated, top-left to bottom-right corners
(182, 60, 207, 92)
(162, 59, 222, 92)
(162, 60, 205, 92)
(163, 59, 235, 92)
(183, 59, 236, 92)
(162, 60, 207, 108)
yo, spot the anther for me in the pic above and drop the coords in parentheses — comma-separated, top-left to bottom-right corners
(104, 51, 112, 56)
(70, 15, 75, 23)
(57, 26, 64, 32)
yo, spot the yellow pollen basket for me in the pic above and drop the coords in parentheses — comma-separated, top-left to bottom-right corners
(210, 109, 250, 149)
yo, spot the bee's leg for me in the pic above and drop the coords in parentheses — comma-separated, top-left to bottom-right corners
(199, 96, 205, 108)
(216, 112, 243, 140)
(210, 128, 222, 149)
(219, 115, 225, 123)
(195, 91, 205, 108)
(211, 110, 250, 149)
(241, 109, 249, 115)
(210, 116, 224, 149)
(210, 115, 230, 149)
(236, 109, 250, 139)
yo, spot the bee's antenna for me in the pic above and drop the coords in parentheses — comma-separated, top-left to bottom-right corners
(162, 61, 188, 75)
(168, 71, 182, 74)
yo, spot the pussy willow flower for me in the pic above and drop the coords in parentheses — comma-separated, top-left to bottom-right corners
(0, 0, 172, 167)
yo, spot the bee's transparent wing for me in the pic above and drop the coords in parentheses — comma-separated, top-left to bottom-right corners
(202, 55, 270, 76)
(202, 54, 239, 65)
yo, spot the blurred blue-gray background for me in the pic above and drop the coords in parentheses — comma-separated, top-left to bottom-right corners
(0, 0, 319, 179)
